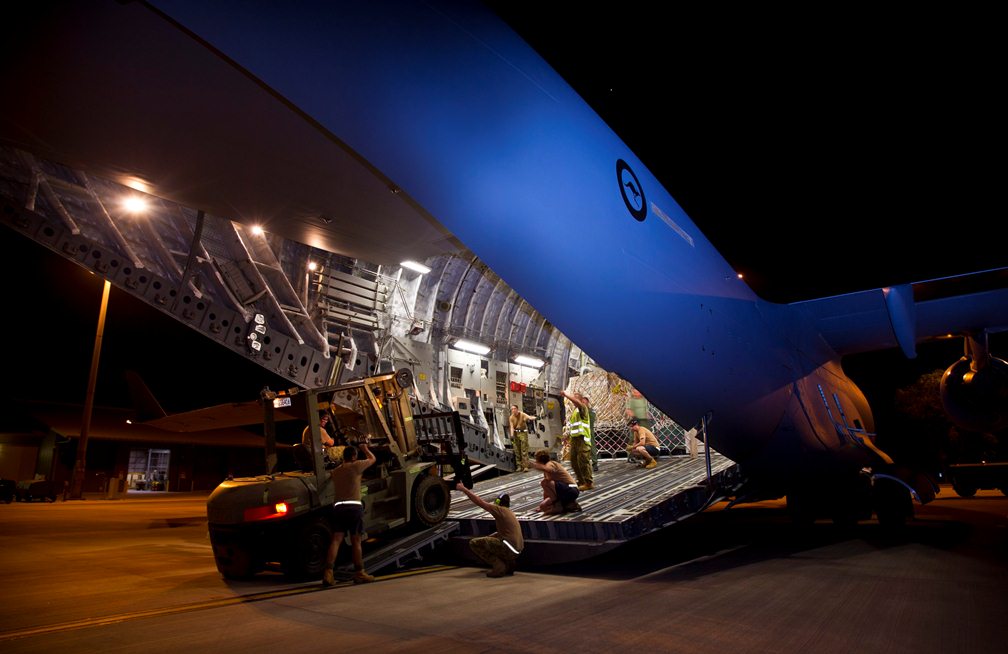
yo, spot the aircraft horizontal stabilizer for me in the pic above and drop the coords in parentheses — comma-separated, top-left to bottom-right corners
(792, 267, 1008, 358)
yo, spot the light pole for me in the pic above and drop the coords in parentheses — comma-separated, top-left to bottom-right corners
(68, 277, 110, 500)
(68, 193, 148, 499)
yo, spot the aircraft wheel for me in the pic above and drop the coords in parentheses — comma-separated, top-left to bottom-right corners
(786, 492, 817, 526)
(952, 480, 977, 498)
(873, 478, 913, 528)
(412, 474, 450, 528)
(830, 505, 861, 529)
(283, 517, 333, 581)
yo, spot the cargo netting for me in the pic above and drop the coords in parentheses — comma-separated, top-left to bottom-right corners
(559, 370, 689, 459)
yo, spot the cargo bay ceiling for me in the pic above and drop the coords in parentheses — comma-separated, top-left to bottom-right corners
(0, 2, 587, 396)
(0, 144, 583, 396)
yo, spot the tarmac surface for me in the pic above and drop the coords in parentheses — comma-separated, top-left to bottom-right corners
(1, 480, 1006, 653)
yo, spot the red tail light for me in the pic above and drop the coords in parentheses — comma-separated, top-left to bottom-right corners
(243, 501, 290, 522)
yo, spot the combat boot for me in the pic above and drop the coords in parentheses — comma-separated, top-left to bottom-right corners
(353, 569, 375, 584)
(322, 568, 336, 587)
(486, 559, 508, 577)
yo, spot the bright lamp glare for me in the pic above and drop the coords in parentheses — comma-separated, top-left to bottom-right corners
(452, 339, 490, 355)
(400, 260, 431, 274)
(251, 225, 264, 236)
(122, 196, 149, 214)
(307, 261, 318, 271)
(514, 355, 545, 368)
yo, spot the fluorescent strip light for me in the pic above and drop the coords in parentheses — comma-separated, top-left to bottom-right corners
(513, 355, 545, 368)
(400, 260, 431, 274)
(452, 339, 490, 355)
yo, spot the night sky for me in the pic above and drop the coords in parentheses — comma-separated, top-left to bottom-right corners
(489, 3, 1004, 300)
(3, 4, 1004, 422)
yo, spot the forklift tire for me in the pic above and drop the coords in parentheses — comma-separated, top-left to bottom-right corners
(282, 516, 333, 581)
(411, 475, 450, 528)
(214, 542, 258, 580)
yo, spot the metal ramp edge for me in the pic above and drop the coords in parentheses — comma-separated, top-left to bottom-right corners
(334, 521, 460, 577)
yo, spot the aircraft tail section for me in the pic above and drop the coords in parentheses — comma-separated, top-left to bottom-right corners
(124, 370, 168, 422)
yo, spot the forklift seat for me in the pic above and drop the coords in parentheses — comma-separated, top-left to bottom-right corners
(291, 444, 314, 472)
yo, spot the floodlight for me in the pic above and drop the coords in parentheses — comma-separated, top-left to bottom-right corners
(452, 339, 490, 355)
(400, 260, 431, 274)
(514, 354, 545, 368)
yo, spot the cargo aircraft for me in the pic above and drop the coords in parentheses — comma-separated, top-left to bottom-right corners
(2, 1, 1006, 525)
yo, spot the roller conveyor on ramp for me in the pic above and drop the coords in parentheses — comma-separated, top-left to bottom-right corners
(446, 452, 741, 566)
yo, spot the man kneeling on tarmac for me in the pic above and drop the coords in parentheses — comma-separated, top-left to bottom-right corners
(455, 482, 523, 577)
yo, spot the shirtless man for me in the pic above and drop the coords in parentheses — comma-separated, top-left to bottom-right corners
(322, 442, 376, 586)
(529, 448, 581, 514)
(302, 410, 336, 449)
(455, 482, 524, 577)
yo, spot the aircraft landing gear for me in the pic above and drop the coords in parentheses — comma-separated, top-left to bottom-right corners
(872, 477, 914, 528)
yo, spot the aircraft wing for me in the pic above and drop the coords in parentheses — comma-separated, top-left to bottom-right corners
(141, 401, 298, 432)
(792, 267, 1008, 358)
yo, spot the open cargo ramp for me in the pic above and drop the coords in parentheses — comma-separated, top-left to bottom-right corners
(446, 452, 740, 565)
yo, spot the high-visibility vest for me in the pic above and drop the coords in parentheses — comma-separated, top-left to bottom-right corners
(567, 406, 591, 443)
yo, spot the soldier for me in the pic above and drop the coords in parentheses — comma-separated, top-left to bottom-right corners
(455, 482, 523, 577)
(583, 395, 598, 472)
(561, 390, 594, 490)
(322, 443, 377, 586)
(628, 419, 660, 469)
(625, 389, 652, 429)
(530, 448, 581, 514)
(302, 410, 336, 449)
(508, 404, 536, 472)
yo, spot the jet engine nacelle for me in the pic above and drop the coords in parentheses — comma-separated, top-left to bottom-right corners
(940, 355, 1008, 433)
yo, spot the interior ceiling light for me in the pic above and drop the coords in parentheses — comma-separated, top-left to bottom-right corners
(122, 196, 149, 214)
(513, 355, 545, 368)
(452, 339, 490, 355)
(400, 260, 431, 274)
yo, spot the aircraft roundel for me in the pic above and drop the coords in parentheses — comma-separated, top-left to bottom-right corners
(616, 159, 646, 222)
